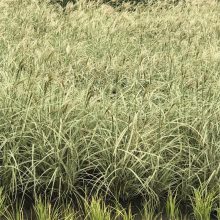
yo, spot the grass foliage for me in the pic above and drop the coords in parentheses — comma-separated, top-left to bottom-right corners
(191, 188, 216, 220)
(1, 0, 220, 218)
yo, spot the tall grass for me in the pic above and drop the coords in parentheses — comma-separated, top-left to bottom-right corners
(1, 0, 220, 217)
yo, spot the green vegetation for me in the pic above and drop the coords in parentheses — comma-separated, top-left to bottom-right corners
(166, 190, 179, 220)
(84, 197, 111, 220)
(191, 188, 216, 220)
(34, 197, 59, 220)
(0, 188, 5, 217)
(1, 0, 220, 218)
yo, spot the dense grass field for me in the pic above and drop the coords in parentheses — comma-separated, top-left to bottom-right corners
(1, 0, 220, 219)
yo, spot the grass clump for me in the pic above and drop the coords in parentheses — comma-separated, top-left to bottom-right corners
(191, 188, 216, 220)
(84, 197, 112, 220)
(166, 190, 179, 220)
(142, 204, 158, 220)
(34, 198, 56, 220)
(1, 0, 220, 218)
